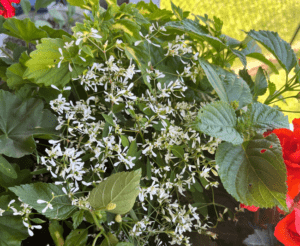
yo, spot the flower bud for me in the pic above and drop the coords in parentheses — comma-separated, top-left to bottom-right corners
(115, 214, 122, 223)
(106, 203, 116, 211)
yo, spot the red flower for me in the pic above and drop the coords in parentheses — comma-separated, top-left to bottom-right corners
(274, 208, 300, 246)
(240, 203, 259, 212)
(263, 118, 300, 201)
(0, 0, 20, 18)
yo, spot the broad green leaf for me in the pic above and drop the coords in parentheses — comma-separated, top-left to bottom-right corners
(0, 163, 32, 188)
(111, 19, 140, 44)
(3, 18, 48, 43)
(121, 135, 129, 147)
(0, 155, 17, 178)
(215, 133, 288, 211)
(0, 195, 28, 245)
(246, 53, 279, 75)
(102, 113, 115, 126)
(247, 102, 289, 131)
(6, 61, 32, 90)
(127, 140, 137, 158)
(165, 19, 227, 52)
(195, 101, 243, 145)
(0, 90, 60, 158)
(100, 232, 119, 246)
(229, 48, 247, 67)
(198, 58, 229, 103)
(23, 38, 88, 88)
(213, 65, 252, 110)
(246, 30, 297, 74)
(220, 34, 241, 49)
(254, 67, 268, 98)
(49, 220, 64, 246)
(65, 229, 88, 246)
(39, 25, 72, 39)
(35, 0, 56, 11)
(240, 35, 262, 55)
(35, 20, 53, 29)
(20, 0, 31, 16)
(170, 145, 184, 159)
(116, 243, 134, 246)
(238, 68, 256, 100)
(72, 210, 84, 229)
(87, 169, 141, 214)
(9, 183, 77, 220)
(66, 0, 99, 11)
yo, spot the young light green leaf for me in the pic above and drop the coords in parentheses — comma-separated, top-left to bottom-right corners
(65, 229, 88, 246)
(49, 220, 64, 246)
(121, 135, 129, 147)
(102, 113, 115, 126)
(9, 183, 77, 220)
(170, 1, 184, 20)
(216, 133, 288, 211)
(0, 154, 17, 179)
(0, 90, 60, 158)
(246, 30, 297, 74)
(87, 169, 141, 215)
(198, 58, 229, 103)
(195, 101, 243, 145)
(111, 19, 140, 43)
(0, 195, 28, 245)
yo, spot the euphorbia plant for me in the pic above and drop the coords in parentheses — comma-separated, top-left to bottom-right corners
(1, 0, 300, 245)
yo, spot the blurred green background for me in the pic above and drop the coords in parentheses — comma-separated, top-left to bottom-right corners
(160, 0, 300, 124)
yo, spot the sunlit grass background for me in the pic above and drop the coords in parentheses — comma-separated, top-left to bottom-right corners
(160, 0, 300, 124)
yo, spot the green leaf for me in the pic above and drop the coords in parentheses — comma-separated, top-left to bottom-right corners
(87, 169, 141, 214)
(247, 102, 290, 131)
(246, 53, 279, 75)
(116, 243, 134, 246)
(49, 220, 64, 246)
(146, 158, 151, 180)
(198, 58, 229, 103)
(0, 90, 60, 158)
(240, 35, 262, 55)
(195, 101, 244, 145)
(23, 38, 87, 88)
(100, 232, 119, 246)
(102, 113, 115, 126)
(213, 65, 252, 110)
(215, 133, 288, 210)
(35, 0, 56, 11)
(111, 19, 140, 44)
(246, 30, 297, 74)
(9, 183, 77, 220)
(72, 210, 84, 229)
(30, 218, 46, 224)
(254, 67, 268, 98)
(0, 163, 32, 188)
(268, 81, 276, 96)
(3, 18, 48, 43)
(0, 195, 28, 245)
(65, 229, 88, 246)
(170, 145, 184, 159)
(170, 1, 184, 20)
(20, 0, 32, 16)
(6, 61, 33, 90)
(127, 140, 137, 158)
(121, 135, 129, 147)
(0, 154, 17, 178)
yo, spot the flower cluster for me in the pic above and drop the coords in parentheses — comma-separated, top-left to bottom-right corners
(34, 23, 223, 245)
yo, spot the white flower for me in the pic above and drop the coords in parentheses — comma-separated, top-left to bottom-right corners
(0, 208, 5, 216)
(23, 221, 42, 237)
(37, 200, 53, 214)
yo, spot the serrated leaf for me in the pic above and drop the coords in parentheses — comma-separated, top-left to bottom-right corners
(198, 58, 229, 103)
(254, 67, 268, 97)
(213, 65, 252, 110)
(246, 53, 279, 75)
(240, 35, 262, 55)
(0, 154, 17, 178)
(246, 30, 297, 74)
(243, 223, 280, 246)
(9, 183, 77, 220)
(170, 145, 184, 159)
(3, 18, 48, 43)
(87, 169, 141, 215)
(0, 195, 28, 245)
(65, 229, 88, 246)
(0, 90, 60, 158)
(195, 101, 243, 145)
(215, 133, 288, 210)
(170, 1, 184, 20)
(248, 102, 289, 130)
(72, 210, 84, 229)
(49, 220, 64, 246)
